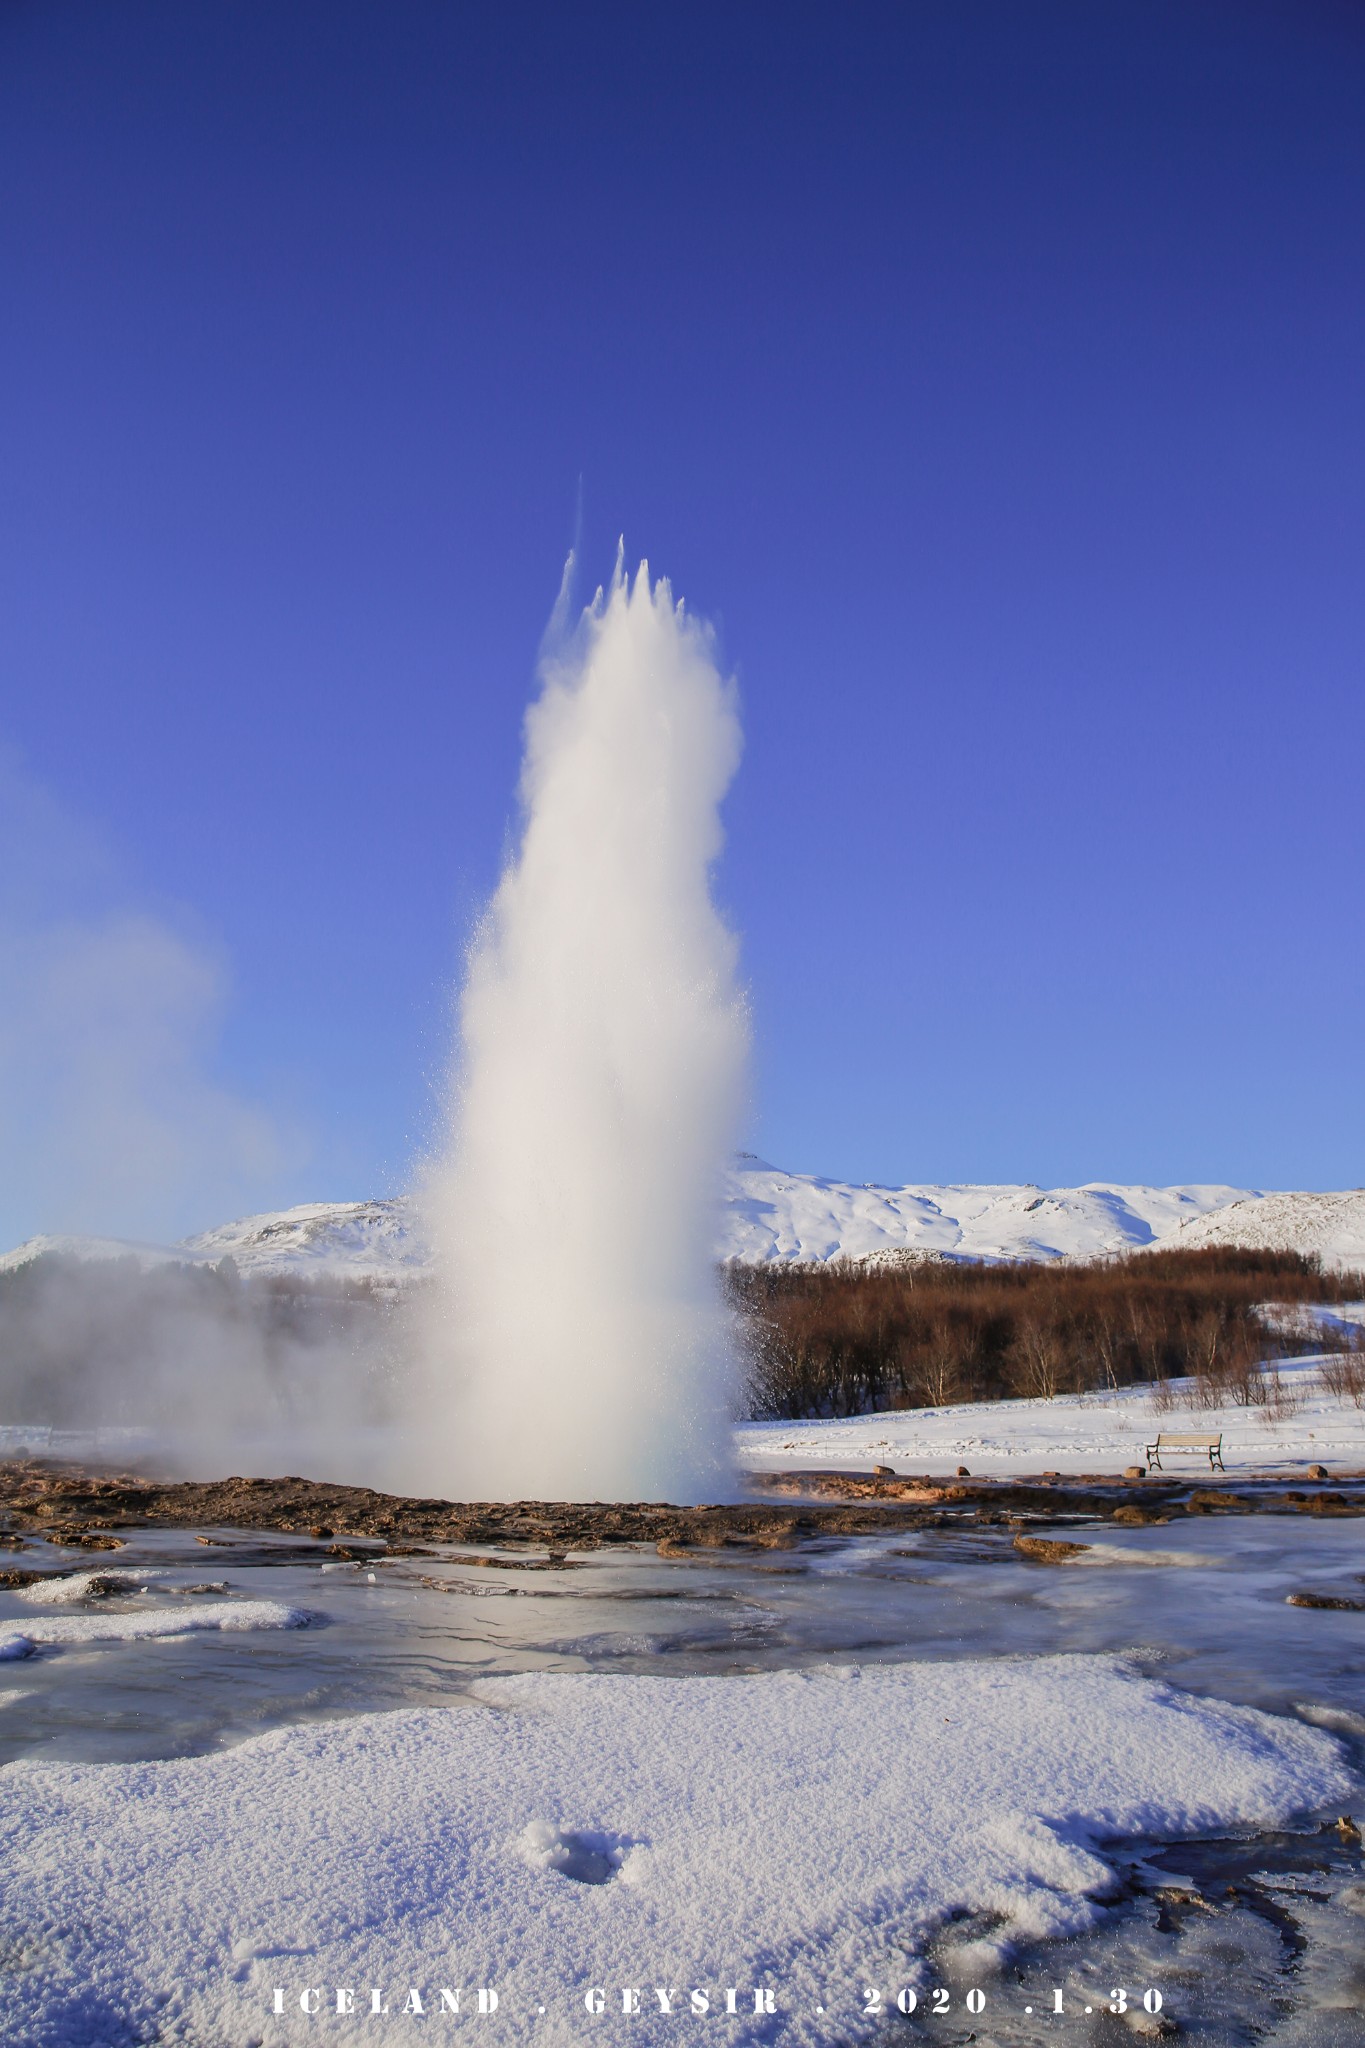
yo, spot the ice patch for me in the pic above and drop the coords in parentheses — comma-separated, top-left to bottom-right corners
(0, 1656, 1352, 2046)
(1075, 1544, 1216, 1569)
(1293, 1700, 1365, 1740)
(14, 1568, 167, 1605)
(0, 1598, 314, 1655)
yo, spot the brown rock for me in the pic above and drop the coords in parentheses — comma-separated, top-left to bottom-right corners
(956, 1465, 970, 1477)
(77, 1574, 139, 1601)
(1285, 1591, 1365, 1611)
(1013, 1534, 1091, 1564)
(1308, 1464, 1329, 1480)
(872, 1464, 896, 1478)
(1124, 1465, 1146, 1479)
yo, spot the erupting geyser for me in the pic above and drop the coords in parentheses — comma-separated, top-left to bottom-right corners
(412, 555, 748, 1501)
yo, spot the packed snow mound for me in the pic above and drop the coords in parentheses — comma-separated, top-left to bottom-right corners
(0, 1661, 1349, 2046)
(5, 1168, 1365, 1278)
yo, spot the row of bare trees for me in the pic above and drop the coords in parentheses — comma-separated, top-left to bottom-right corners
(726, 1247, 1365, 1420)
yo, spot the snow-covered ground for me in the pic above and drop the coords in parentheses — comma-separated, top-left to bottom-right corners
(0, 1659, 1351, 2047)
(6, 1161, 1365, 1280)
(738, 1358, 1365, 1478)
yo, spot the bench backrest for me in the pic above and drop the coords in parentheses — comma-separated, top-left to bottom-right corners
(1152, 1433, 1222, 1447)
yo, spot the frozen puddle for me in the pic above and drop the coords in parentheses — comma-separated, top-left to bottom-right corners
(0, 1658, 1354, 2047)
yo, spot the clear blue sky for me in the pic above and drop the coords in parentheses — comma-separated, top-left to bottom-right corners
(2, 0, 1363, 1241)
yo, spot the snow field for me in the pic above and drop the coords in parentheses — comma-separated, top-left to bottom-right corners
(0, 1659, 1353, 2046)
(738, 1361, 1365, 1478)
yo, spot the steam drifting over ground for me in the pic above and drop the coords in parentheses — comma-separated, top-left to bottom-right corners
(399, 557, 749, 1503)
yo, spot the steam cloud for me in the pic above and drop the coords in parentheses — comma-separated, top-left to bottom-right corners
(0, 749, 356, 1473)
(404, 556, 749, 1502)
(0, 749, 294, 1250)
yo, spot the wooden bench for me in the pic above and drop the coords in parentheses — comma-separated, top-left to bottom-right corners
(1146, 1431, 1224, 1472)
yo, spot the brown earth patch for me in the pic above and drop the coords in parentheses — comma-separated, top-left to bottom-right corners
(1, 1460, 1362, 1555)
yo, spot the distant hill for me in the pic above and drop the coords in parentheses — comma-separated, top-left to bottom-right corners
(5, 1162, 1364, 1282)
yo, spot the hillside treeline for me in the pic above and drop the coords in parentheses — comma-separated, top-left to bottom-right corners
(727, 1248, 1365, 1420)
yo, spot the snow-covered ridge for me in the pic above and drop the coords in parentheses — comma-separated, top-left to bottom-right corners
(4, 1163, 1364, 1280)
(721, 1160, 1253, 1264)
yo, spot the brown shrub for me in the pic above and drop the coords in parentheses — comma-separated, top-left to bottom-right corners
(727, 1247, 1363, 1422)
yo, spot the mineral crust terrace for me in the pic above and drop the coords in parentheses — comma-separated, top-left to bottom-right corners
(0, 1461, 1361, 1559)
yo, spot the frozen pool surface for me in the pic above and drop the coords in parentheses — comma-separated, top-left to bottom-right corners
(1, 1511, 1362, 1765)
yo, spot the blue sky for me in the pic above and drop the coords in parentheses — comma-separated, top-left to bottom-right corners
(1, 0, 1363, 1241)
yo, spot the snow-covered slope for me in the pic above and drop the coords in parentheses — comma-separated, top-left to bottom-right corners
(1161, 1188, 1365, 1268)
(5, 1164, 1364, 1281)
(182, 1199, 414, 1284)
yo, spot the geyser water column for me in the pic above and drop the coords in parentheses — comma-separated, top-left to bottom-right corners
(417, 557, 749, 1501)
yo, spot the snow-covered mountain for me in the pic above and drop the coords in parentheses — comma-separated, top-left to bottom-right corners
(4, 1161, 1364, 1280)
(184, 1199, 412, 1283)
(719, 1161, 1252, 1264)
(0, 1203, 416, 1288)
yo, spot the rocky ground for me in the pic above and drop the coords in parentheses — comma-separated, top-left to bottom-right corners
(0, 1458, 1361, 1563)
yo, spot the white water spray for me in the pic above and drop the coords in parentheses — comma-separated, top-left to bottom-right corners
(412, 557, 748, 1501)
